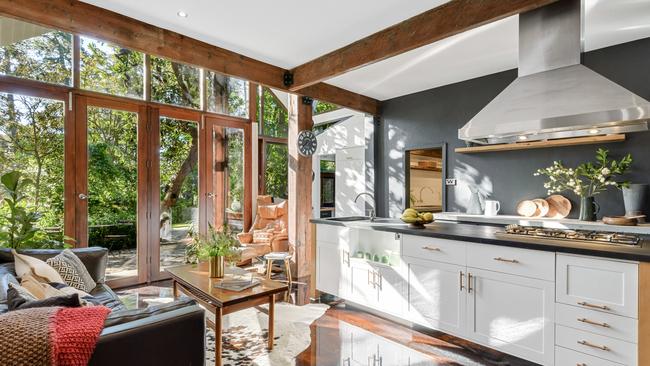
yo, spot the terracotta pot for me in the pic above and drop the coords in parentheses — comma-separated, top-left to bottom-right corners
(209, 256, 225, 278)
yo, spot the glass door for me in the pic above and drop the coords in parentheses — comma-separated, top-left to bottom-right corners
(204, 116, 251, 234)
(76, 96, 146, 288)
(157, 113, 200, 277)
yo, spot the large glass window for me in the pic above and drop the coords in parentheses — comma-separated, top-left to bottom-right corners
(314, 100, 340, 115)
(0, 93, 65, 229)
(159, 117, 198, 271)
(224, 127, 245, 231)
(259, 87, 288, 138)
(0, 16, 72, 85)
(80, 37, 144, 99)
(264, 143, 288, 199)
(87, 106, 138, 281)
(206, 71, 248, 118)
(151, 57, 200, 109)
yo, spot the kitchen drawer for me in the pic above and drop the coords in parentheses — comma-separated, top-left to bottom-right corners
(557, 254, 638, 318)
(556, 346, 625, 366)
(316, 225, 353, 246)
(556, 303, 637, 343)
(556, 325, 637, 366)
(401, 235, 466, 265)
(466, 243, 555, 281)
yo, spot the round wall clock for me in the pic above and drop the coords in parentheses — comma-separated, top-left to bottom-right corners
(297, 130, 317, 156)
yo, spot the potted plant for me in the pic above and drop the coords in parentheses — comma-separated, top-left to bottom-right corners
(194, 224, 240, 278)
(534, 149, 632, 221)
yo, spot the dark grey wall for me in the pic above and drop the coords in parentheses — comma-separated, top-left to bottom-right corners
(377, 37, 650, 218)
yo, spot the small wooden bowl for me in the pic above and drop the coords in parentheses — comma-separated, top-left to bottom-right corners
(602, 216, 639, 226)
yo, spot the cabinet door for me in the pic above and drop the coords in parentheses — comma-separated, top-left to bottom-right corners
(375, 264, 405, 318)
(317, 243, 345, 297)
(405, 257, 466, 337)
(350, 260, 378, 306)
(466, 268, 555, 366)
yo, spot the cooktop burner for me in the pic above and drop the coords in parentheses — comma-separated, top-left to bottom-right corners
(501, 224, 641, 246)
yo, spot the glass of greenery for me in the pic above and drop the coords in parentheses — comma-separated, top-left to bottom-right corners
(194, 224, 240, 278)
(534, 148, 632, 221)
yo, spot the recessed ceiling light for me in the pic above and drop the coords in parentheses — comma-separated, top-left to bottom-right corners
(177, 11, 188, 18)
(589, 128, 600, 134)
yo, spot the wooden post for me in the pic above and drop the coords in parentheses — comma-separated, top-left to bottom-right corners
(288, 95, 313, 280)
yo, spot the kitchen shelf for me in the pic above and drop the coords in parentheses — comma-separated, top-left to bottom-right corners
(455, 134, 626, 154)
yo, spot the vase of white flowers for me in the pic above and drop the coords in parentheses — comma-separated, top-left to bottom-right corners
(534, 149, 632, 221)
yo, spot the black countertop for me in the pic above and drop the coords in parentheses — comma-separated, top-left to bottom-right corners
(310, 218, 650, 262)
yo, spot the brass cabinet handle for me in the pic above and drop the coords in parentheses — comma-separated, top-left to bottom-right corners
(459, 271, 465, 292)
(577, 317, 610, 328)
(377, 273, 382, 290)
(422, 246, 441, 251)
(368, 270, 373, 286)
(343, 250, 350, 266)
(577, 301, 611, 311)
(578, 340, 609, 351)
(493, 257, 519, 263)
(467, 272, 473, 293)
(577, 363, 587, 366)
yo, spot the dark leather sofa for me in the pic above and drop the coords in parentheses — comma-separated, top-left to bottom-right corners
(0, 247, 205, 366)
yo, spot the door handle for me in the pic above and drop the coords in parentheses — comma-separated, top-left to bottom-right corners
(467, 272, 473, 293)
(577, 340, 609, 351)
(577, 301, 610, 311)
(422, 246, 441, 251)
(78, 193, 88, 200)
(577, 317, 610, 328)
(493, 257, 519, 263)
(459, 271, 465, 292)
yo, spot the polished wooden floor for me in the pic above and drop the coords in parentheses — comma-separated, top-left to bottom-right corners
(121, 277, 536, 366)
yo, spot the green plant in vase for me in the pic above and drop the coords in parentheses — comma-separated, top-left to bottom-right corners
(193, 224, 240, 278)
(534, 148, 632, 221)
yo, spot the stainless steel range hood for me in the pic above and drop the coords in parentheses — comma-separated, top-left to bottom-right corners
(458, 0, 650, 145)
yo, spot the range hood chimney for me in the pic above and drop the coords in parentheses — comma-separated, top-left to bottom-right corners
(458, 0, 650, 145)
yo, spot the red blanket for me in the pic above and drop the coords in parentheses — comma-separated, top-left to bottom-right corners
(0, 306, 111, 366)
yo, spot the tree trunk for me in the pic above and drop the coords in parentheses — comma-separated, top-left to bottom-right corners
(160, 127, 198, 217)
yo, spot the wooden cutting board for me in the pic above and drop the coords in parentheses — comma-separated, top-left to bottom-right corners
(545, 195, 571, 219)
(516, 200, 538, 217)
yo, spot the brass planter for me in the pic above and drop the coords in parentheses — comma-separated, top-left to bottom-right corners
(209, 256, 225, 278)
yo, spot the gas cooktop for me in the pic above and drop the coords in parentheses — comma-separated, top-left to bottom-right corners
(498, 224, 642, 246)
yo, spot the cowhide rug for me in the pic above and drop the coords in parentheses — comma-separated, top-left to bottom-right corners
(138, 295, 328, 366)
(204, 303, 328, 366)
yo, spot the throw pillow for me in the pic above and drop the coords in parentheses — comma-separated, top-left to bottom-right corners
(0, 273, 19, 303)
(6, 286, 81, 311)
(20, 274, 90, 301)
(7, 282, 37, 305)
(46, 249, 97, 292)
(11, 250, 64, 283)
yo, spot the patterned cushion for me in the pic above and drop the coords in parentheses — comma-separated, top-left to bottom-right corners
(7, 283, 37, 303)
(46, 249, 97, 292)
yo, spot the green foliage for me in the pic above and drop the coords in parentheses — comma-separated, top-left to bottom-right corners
(260, 87, 288, 138)
(314, 101, 339, 115)
(320, 160, 335, 173)
(0, 26, 72, 85)
(0, 171, 68, 249)
(151, 56, 200, 109)
(264, 143, 288, 199)
(535, 148, 633, 198)
(194, 225, 240, 261)
(80, 37, 144, 98)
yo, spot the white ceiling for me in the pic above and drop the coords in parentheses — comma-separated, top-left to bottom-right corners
(80, 0, 448, 69)
(82, 0, 650, 101)
(328, 0, 650, 100)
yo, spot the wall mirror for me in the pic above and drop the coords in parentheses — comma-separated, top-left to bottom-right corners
(405, 144, 446, 212)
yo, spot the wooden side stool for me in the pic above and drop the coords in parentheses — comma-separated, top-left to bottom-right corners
(264, 252, 293, 289)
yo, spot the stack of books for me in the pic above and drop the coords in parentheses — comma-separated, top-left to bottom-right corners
(213, 268, 260, 291)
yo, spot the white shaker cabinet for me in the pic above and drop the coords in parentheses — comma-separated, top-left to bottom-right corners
(404, 256, 467, 337)
(466, 268, 555, 365)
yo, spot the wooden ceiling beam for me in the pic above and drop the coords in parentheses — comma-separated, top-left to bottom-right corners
(0, 0, 381, 115)
(289, 0, 560, 91)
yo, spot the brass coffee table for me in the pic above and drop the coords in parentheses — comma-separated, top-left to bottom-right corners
(166, 263, 288, 366)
